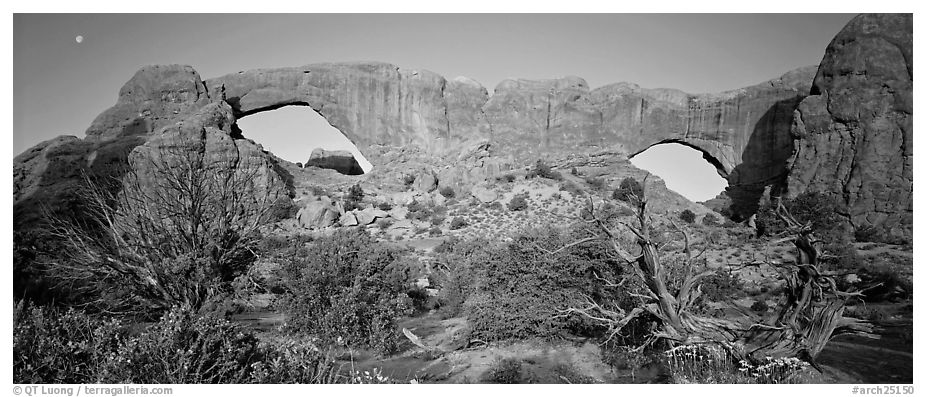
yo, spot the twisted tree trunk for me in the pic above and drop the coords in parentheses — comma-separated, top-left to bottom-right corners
(563, 190, 877, 368)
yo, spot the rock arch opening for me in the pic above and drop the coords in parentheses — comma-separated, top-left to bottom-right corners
(235, 106, 372, 175)
(629, 141, 728, 203)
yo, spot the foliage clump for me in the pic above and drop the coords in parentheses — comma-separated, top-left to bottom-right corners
(507, 194, 529, 212)
(612, 177, 643, 203)
(526, 160, 562, 181)
(279, 229, 413, 354)
(679, 209, 696, 224)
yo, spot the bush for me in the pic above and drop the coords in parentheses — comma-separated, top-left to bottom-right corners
(560, 180, 584, 196)
(402, 174, 416, 187)
(430, 215, 446, 226)
(428, 226, 443, 237)
(755, 192, 844, 240)
(43, 133, 283, 315)
(439, 186, 456, 199)
(14, 301, 125, 383)
(455, 227, 629, 341)
(482, 358, 523, 384)
(750, 300, 769, 314)
(584, 176, 607, 191)
(698, 269, 744, 304)
(450, 217, 468, 230)
(13, 303, 344, 384)
(526, 160, 562, 181)
(280, 229, 412, 354)
(702, 213, 720, 226)
(377, 202, 393, 211)
(680, 209, 696, 224)
(612, 177, 643, 203)
(507, 194, 529, 212)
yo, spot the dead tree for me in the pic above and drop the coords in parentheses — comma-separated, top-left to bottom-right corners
(44, 131, 285, 315)
(559, 184, 877, 368)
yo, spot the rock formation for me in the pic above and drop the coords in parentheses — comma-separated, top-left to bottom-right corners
(786, 13, 913, 238)
(13, 14, 912, 239)
(305, 148, 364, 175)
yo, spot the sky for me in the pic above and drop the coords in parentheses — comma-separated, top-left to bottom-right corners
(13, 13, 856, 200)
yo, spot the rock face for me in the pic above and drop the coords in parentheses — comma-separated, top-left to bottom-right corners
(305, 148, 364, 175)
(13, 14, 912, 237)
(786, 14, 913, 238)
(13, 65, 290, 231)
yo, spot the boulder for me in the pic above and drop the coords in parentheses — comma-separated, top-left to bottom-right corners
(339, 211, 359, 227)
(388, 206, 408, 220)
(304, 148, 364, 175)
(296, 196, 339, 229)
(471, 185, 498, 203)
(412, 171, 438, 193)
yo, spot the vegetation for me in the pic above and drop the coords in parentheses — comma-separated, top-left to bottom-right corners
(13, 302, 343, 384)
(679, 209, 696, 224)
(342, 183, 365, 212)
(612, 177, 643, 203)
(507, 193, 529, 211)
(702, 213, 720, 226)
(450, 216, 468, 230)
(279, 229, 413, 354)
(526, 159, 562, 181)
(43, 133, 284, 316)
(439, 186, 456, 199)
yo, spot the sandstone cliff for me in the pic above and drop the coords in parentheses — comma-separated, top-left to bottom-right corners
(786, 13, 913, 238)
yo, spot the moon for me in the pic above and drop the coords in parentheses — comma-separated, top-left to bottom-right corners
(75, 35, 83, 43)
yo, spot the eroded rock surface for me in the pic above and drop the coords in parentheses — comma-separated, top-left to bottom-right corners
(786, 13, 912, 238)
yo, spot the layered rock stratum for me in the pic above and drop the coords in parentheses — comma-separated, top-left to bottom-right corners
(13, 13, 912, 238)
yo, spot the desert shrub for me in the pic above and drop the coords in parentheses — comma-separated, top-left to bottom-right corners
(376, 218, 394, 230)
(308, 185, 328, 196)
(560, 180, 584, 196)
(14, 302, 344, 384)
(702, 213, 719, 226)
(679, 209, 696, 224)
(570, 167, 580, 176)
(450, 217, 468, 230)
(377, 202, 393, 211)
(507, 194, 529, 212)
(99, 307, 261, 383)
(755, 192, 844, 240)
(482, 357, 523, 384)
(750, 300, 769, 314)
(585, 176, 607, 191)
(430, 215, 446, 226)
(44, 134, 283, 315)
(402, 174, 416, 187)
(439, 186, 456, 199)
(612, 177, 643, 203)
(279, 229, 412, 354)
(526, 160, 562, 181)
(428, 226, 443, 236)
(407, 200, 433, 222)
(13, 301, 125, 383)
(459, 227, 628, 341)
(698, 269, 744, 304)
(496, 173, 516, 183)
(342, 183, 365, 212)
